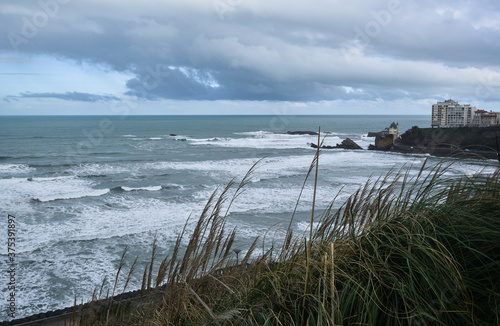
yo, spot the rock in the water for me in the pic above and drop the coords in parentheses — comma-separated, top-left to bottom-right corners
(373, 134, 394, 151)
(310, 138, 362, 150)
(287, 131, 319, 135)
(338, 138, 363, 150)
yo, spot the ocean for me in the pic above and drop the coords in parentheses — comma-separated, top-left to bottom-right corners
(0, 115, 496, 320)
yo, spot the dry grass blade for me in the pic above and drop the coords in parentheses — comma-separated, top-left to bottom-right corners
(184, 279, 216, 319)
(123, 256, 138, 294)
(224, 158, 264, 218)
(105, 246, 129, 325)
(140, 264, 148, 296)
(241, 236, 259, 267)
(155, 256, 169, 288)
(303, 127, 322, 309)
(147, 234, 157, 291)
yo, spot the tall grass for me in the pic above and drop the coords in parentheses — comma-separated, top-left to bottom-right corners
(75, 153, 500, 325)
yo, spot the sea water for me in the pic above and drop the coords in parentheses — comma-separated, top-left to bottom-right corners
(0, 115, 495, 320)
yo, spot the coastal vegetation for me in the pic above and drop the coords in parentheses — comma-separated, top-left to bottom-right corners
(73, 153, 500, 325)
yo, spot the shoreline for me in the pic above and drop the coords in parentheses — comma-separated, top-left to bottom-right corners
(379, 144, 500, 161)
(369, 124, 500, 162)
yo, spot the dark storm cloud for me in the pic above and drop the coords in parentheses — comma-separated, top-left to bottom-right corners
(1, 0, 499, 102)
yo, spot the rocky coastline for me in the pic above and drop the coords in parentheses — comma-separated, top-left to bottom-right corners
(286, 127, 500, 161)
(374, 125, 500, 161)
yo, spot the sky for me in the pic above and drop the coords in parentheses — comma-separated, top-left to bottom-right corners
(0, 0, 499, 115)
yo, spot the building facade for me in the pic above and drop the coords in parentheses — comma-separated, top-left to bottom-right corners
(471, 110, 500, 127)
(388, 122, 399, 139)
(431, 99, 475, 128)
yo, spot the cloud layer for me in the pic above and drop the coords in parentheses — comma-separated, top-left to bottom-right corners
(1, 0, 499, 105)
(6, 91, 120, 102)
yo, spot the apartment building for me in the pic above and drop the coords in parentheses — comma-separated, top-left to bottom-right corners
(431, 99, 475, 128)
(471, 110, 500, 126)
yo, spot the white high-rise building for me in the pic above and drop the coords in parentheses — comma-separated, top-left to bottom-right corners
(431, 99, 475, 128)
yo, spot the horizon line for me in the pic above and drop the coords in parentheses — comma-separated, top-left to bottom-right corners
(0, 113, 430, 117)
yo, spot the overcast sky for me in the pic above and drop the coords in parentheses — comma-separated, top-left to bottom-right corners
(1, 0, 499, 115)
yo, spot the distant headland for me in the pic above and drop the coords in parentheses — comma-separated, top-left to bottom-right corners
(369, 99, 500, 160)
(302, 99, 500, 161)
(372, 125, 500, 160)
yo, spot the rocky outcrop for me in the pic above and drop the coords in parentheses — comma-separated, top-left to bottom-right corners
(339, 138, 363, 150)
(384, 126, 500, 160)
(374, 134, 394, 151)
(398, 126, 500, 149)
(287, 131, 319, 135)
(310, 138, 362, 150)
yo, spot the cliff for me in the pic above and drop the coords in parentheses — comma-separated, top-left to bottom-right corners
(371, 134, 394, 151)
(388, 126, 500, 160)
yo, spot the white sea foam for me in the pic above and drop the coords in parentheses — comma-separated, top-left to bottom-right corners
(0, 163, 35, 174)
(296, 221, 322, 233)
(228, 184, 341, 215)
(19, 194, 207, 255)
(69, 163, 135, 176)
(184, 130, 382, 150)
(139, 151, 408, 186)
(145, 155, 313, 182)
(34, 188, 110, 202)
(187, 132, 342, 150)
(233, 130, 273, 137)
(149, 137, 162, 140)
(0, 175, 96, 210)
(169, 134, 188, 141)
(9, 188, 241, 317)
(121, 186, 162, 191)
